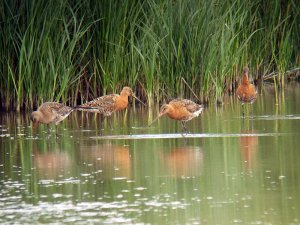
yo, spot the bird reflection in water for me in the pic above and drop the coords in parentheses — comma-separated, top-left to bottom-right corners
(33, 142, 72, 180)
(163, 146, 203, 178)
(239, 130, 258, 172)
(78, 143, 131, 179)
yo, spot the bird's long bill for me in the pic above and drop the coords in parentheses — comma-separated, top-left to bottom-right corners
(31, 122, 39, 134)
(148, 114, 162, 127)
(132, 94, 146, 106)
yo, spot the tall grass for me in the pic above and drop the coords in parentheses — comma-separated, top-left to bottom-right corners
(0, 0, 299, 111)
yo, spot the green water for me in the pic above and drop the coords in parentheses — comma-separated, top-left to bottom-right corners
(1, 84, 300, 224)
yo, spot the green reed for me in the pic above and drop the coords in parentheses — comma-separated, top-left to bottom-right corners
(0, 0, 299, 111)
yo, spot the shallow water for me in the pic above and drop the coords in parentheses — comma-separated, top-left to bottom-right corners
(1, 83, 300, 224)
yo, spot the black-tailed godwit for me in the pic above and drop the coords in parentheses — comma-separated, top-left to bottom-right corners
(77, 87, 145, 129)
(236, 67, 257, 118)
(30, 102, 95, 137)
(149, 98, 204, 133)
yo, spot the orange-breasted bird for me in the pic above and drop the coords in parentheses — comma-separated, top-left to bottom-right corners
(236, 67, 257, 118)
(149, 98, 204, 133)
(77, 87, 145, 129)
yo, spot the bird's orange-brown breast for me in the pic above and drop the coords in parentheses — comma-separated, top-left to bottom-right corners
(115, 95, 129, 111)
(236, 83, 257, 103)
(236, 74, 257, 103)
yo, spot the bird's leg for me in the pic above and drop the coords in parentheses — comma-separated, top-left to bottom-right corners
(251, 103, 254, 119)
(47, 124, 51, 136)
(99, 114, 103, 130)
(55, 126, 59, 139)
(108, 119, 113, 136)
(108, 117, 113, 131)
(242, 104, 245, 119)
(45, 125, 51, 139)
(99, 114, 104, 135)
(181, 121, 188, 134)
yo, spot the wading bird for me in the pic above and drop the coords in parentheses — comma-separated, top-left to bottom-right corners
(77, 87, 145, 129)
(30, 102, 74, 138)
(30, 102, 95, 138)
(236, 67, 257, 118)
(149, 99, 204, 134)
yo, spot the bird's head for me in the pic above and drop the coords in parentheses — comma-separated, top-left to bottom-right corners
(159, 104, 171, 116)
(30, 111, 40, 129)
(120, 86, 146, 106)
(243, 67, 249, 76)
(120, 87, 133, 96)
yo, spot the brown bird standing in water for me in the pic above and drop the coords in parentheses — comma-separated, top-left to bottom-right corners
(30, 102, 95, 137)
(30, 102, 74, 137)
(236, 67, 257, 118)
(77, 87, 145, 129)
(149, 99, 204, 133)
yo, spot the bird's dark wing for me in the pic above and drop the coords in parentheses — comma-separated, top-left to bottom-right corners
(170, 98, 203, 113)
(79, 94, 118, 115)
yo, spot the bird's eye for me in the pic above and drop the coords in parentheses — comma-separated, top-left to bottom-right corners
(30, 115, 36, 122)
(160, 106, 166, 113)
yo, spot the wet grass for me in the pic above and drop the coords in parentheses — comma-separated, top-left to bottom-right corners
(0, 0, 299, 111)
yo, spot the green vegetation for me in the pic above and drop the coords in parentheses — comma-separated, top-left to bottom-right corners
(0, 0, 299, 111)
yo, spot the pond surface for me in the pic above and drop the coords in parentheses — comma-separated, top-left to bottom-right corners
(1, 83, 300, 224)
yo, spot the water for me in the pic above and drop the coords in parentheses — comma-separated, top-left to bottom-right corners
(1, 84, 300, 224)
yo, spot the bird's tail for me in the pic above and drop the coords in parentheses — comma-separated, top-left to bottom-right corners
(195, 105, 204, 116)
